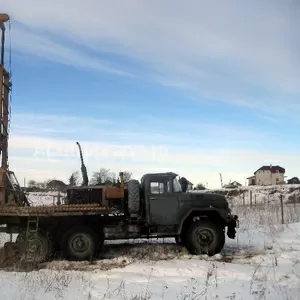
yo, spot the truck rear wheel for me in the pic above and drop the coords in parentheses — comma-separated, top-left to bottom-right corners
(127, 179, 140, 215)
(16, 230, 53, 263)
(62, 226, 100, 261)
(185, 220, 225, 256)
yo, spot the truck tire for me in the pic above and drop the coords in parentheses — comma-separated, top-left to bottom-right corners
(127, 179, 140, 215)
(62, 226, 100, 261)
(16, 230, 53, 263)
(185, 220, 225, 256)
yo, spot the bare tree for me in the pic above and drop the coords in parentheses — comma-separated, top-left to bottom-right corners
(28, 180, 37, 187)
(110, 172, 117, 185)
(27, 179, 52, 190)
(69, 171, 80, 186)
(91, 168, 112, 185)
(196, 183, 206, 190)
(122, 171, 132, 183)
(90, 169, 133, 185)
(36, 181, 48, 189)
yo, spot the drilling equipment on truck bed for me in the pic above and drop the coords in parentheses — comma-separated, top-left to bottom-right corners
(0, 13, 29, 207)
(76, 141, 89, 186)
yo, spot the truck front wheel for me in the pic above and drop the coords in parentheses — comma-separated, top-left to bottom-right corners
(62, 226, 100, 261)
(185, 220, 225, 256)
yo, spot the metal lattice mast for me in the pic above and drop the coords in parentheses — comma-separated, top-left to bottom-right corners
(0, 14, 10, 205)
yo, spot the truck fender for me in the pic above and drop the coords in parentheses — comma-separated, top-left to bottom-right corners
(177, 208, 226, 235)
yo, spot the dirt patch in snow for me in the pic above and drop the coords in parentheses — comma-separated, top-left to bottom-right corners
(38, 243, 191, 272)
(0, 243, 19, 268)
(0, 241, 266, 273)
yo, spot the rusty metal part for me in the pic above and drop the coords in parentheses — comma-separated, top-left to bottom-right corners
(105, 186, 124, 199)
(0, 204, 123, 217)
(0, 14, 9, 23)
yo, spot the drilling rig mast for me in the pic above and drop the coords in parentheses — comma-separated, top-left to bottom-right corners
(0, 14, 11, 206)
(0, 14, 28, 206)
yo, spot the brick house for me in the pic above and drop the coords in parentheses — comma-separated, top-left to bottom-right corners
(247, 165, 285, 186)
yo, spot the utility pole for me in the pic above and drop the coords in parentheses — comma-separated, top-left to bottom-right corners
(219, 173, 223, 188)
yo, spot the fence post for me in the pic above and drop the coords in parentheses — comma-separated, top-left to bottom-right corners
(280, 194, 284, 224)
(57, 191, 61, 205)
(250, 191, 253, 207)
(254, 194, 257, 206)
(243, 192, 245, 206)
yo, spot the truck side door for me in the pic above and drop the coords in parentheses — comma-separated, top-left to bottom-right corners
(147, 178, 179, 225)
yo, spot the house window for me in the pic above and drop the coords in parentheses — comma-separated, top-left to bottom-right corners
(276, 170, 279, 173)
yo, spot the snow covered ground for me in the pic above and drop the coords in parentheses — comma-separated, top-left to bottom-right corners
(0, 192, 300, 299)
(1, 224, 300, 299)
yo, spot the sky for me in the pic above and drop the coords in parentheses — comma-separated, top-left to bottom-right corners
(0, 0, 300, 188)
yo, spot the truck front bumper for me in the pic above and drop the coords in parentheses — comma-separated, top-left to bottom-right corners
(226, 214, 238, 239)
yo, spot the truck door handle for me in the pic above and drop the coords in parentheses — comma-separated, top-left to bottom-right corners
(150, 197, 156, 200)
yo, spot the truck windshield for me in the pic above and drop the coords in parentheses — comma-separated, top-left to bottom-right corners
(173, 177, 182, 192)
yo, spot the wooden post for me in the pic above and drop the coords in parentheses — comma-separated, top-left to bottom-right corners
(57, 191, 61, 205)
(254, 194, 257, 206)
(243, 191, 245, 206)
(250, 191, 253, 207)
(280, 194, 284, 224)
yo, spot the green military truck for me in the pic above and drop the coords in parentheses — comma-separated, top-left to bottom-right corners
(0, 171, 238, 263)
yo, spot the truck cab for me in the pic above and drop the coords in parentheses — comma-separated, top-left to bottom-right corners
(139, 172, 237, 235)
(140, 172, 184, 226)
(122, 172, 238, 256)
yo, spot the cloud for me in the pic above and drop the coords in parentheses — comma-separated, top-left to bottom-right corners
(3, 0, 300, 116)
(6, 113, 300, 188)
(2, 1, 300, 186)
(10, 112, 269, 149)
(9, 133, 300, 188)
(9, 26, 133, 76)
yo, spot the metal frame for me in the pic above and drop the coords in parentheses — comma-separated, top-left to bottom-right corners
(0, 15, 25, 206)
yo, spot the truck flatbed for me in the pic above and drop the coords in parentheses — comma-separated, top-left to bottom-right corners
(0, 204, 122, 217)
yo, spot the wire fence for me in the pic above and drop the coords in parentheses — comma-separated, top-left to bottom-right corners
(227, 191, 300, 228)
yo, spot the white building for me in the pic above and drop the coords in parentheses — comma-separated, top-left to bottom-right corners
(247, 165, 285, 186)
